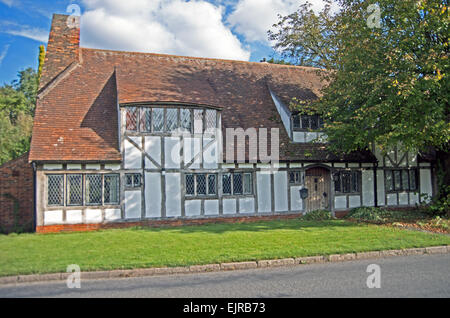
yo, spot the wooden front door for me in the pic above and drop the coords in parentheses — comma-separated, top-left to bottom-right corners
(305, 167, 330, 212)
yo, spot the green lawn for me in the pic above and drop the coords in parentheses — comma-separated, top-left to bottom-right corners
(1, 219, 449, 277)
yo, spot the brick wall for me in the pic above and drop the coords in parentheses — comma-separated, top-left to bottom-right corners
(0, 153, 35, 233)
(36, 213, 303, 233)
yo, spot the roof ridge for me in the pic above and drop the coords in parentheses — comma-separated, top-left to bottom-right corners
(81, 47, 323, 71)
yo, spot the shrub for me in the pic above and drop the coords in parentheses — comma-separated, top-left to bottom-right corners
(345, 207, 387, 222)
(302, 209, 333, 221)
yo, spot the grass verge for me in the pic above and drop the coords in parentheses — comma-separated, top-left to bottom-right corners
(1, 219, 449, 277)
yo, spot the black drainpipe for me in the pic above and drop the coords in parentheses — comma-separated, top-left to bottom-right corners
(32, 162, 37, 232)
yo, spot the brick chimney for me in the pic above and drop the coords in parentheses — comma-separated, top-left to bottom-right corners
(39, 14, 80, 90)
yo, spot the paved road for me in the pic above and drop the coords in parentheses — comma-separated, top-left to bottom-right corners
(0, 254, 449, 298)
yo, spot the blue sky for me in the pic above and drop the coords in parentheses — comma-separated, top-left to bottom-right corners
(0, 0, 325, 85)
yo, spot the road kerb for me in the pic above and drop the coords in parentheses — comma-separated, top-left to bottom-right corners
(0, 245, 448, 285)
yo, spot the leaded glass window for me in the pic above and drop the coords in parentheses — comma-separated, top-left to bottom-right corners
(243, 173, 252, 194)
(125, 173, 141, 188)
(386, 170, 394, 191)
(394, 170, 402, 191)
(140, 108, 152, 132)
(334, 171, 361, 194)
(292, 114, 324, 131)
(180, 109, 192, 132)
(385, 169, 418, 192)
(104, 174, 119, 204)
(126, 107, 138, 131)
(197, 174, 207, 195)
(185, 174, 217, 197)
(409, 170, 417, 191)
(166, 108, 178, 132)
(86, 175, 102, 205)
(208, 174, 217, 195)
(401, 170, 409, 191)
(152, 108, 164, 132)
(48, 175, 64, 206)
(222, 174, 232, 195)
(289, 171, 303, 184)
(205, 109, 216, 131)
(194, 109, 203, 134)
(186, 174, 195, 195)
(67, 174, 83, 206)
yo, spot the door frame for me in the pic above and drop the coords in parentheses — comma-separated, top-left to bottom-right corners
(304, 165, 332, 212)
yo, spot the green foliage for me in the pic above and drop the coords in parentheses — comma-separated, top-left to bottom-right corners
(302, 209, 333, 220)
(346, 206, 428, 222)
(264, 57, 293, 65)
(0, 68, 37, 165)
(38, 45, 45, 84)
(270, 0, 449, 155)
(346, 207, 388, 222)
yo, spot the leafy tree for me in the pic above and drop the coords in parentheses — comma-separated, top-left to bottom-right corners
(270, 0, 448, 153)
(270, 0, 449, 205)
(0, 68, 38, 165)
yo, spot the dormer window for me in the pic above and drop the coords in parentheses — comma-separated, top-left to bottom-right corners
(292, 114, 324, 131)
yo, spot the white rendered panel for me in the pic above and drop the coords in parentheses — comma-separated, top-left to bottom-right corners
(205, 200, 219, 215)
(124, 137, 142, 169)
(125, 190, 141, 219)
(257, 172, 271, 212)
(165, 137, 181, 169)
(145, 136, 161, 169)
(223, 199, 237, 214)
(165, 173, 181, 217)
(362, 170, 375, 206)
(185, 200, 201, 217)
(274, 171, 288, 212)
(145, 172, 161, 218)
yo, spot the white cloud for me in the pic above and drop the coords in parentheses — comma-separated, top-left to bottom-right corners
(227, 0, 330, 43)
(0, 21, 48, 42)
(0, 0, 16, 7)
(0, 44, 10, 66)
(80, 0, 251, 61)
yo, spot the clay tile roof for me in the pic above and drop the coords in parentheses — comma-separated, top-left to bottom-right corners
(29, 14, 376, 163)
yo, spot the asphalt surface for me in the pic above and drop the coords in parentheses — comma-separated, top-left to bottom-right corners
(0, 253, 449, 298)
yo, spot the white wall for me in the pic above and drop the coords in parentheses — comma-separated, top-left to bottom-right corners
(44, 210, 63, 225)
(165, 137, 181, 169)
(184, 137, 201, 169)
(239, 198, 255, 213)
(420, 168, 433, 203)
(334, 196, 346, 210)
(362, 170, 375, 206)
(145, 172, 161, 218)
(145, 136, 161, 169)
(165, 173, 181, 217)
(257, 172, 271, 212)
(376, 170, 385, 206)
(269, 90, 291, 138)
(86, 209, 102, 223)
(223, 198, 237, 214)
(125, 190, 141, 219)
(124, 137, 142, 169)
(290, 186, 303, 211)
(205, 200, 219, 215)
(274, 171, 288, 212)
(185, 200, 201, 217)
(203, 137, 219, 169)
